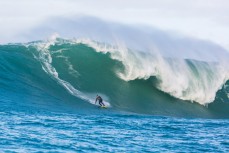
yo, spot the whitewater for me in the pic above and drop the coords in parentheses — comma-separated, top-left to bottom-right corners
(0, 17, 229, 152)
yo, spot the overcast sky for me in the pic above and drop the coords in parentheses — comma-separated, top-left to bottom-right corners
(0, 0, 229, 50)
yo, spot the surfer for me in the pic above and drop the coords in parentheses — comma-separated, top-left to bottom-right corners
(95, 95, 105, 107)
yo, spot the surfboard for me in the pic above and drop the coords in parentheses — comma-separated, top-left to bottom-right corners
(99, 105, 107, 109)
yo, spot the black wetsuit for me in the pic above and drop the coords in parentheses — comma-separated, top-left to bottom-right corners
(96, 96, 105, 106)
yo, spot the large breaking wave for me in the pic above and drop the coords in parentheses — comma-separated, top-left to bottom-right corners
(1, 17, 229, 118)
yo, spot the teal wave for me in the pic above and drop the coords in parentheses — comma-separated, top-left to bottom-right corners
(0, 40, 228, 118)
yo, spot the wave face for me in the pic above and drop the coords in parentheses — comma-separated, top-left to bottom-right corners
(0, 38, 229, 118)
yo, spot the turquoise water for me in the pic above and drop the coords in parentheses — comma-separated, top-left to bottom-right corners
(0, 39, 229, 152)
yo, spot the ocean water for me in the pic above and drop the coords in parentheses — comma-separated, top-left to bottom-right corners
(1, 110, 229, 152)
(0, 37, 229, 152)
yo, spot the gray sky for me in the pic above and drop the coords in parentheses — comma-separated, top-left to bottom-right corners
(1, 0, 229, 50)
